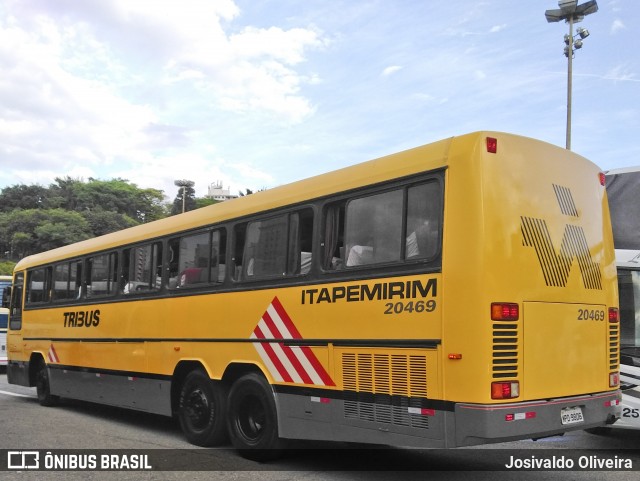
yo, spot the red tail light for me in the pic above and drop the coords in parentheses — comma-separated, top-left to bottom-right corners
(599, 172, 606, 186)
(609, 307, 619, 323)
(609, 372, 619, 387)
(491, 381, 520, 399)
(486, 137, 497, 153)
(491, 303, 519, 321)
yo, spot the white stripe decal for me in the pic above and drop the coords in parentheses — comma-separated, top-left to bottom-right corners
(258, 319, 303, 384)
(251, 297, 335, 387)
(250, 332, 284, 383)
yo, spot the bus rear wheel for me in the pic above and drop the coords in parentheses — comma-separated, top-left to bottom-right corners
(227, 372, 283, 461)
(35, 360, 59, 407)
(177, 369, 228, 446)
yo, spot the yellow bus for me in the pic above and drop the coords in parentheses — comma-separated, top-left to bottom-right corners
(7, 132, 620, 457)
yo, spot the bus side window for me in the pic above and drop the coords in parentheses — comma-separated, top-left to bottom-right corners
(121, 243, 162, 294)
(323, 203, 345, 270)
(87, 252, 118, 298)
(244, 215, 289, 278)
(405, 182, 441, 260)
(168, 231, 211, 289)
(345, 190, 403, 266)
(9, 272, 24, 330)
(53, 263, 70, 300)
(234, 209, 313, 280)
(289, 208, 314, 275)
(232, 224, 247, 281)
(211, 229, 227, 283)
(26, 267, 52, 304)
(53, 261, 83, 301)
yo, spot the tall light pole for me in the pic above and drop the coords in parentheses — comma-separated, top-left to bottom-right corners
(545, 0, 598, 150)
(174, 179, 195, 213)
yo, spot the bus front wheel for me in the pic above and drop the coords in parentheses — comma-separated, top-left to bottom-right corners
(227, 372, 283, 461)
(35, 360, 59, 407)
(177, 369, 228, 446)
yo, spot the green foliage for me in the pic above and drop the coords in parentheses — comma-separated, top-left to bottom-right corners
(0, 261, 16, 276)
(195, 197, 219, 209)
(0, 209, 91, 258)
(0, 178, 166, 261)
(0, 177, 221, 262)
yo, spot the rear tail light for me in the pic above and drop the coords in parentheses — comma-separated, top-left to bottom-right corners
(486, 137, 498, 153)
(608, 307, 619, 323)
(599, 172, 606, 186)
(491, 303, 519, 321)
(610, 372, 619, 387)
(491, 381, 520, 399)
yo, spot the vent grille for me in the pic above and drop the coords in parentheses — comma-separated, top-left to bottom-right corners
(609, 321, 620, 372)
(342, 353, 427, 397)
(492, 322, 519, 378)
(342, 352, 429, 429)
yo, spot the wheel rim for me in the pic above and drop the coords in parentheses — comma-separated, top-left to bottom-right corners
(185, 387, 211, 430)
(237, 394, 266, 442)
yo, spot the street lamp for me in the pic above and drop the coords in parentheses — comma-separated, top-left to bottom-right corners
(545, 0, 598, 150)
(174, 179, 195, 213)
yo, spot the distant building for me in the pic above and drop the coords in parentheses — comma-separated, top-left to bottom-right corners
(207, 181, 238, 202)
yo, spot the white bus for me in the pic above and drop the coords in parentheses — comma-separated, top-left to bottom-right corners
(606, 167, 640, 429)
(0, 275, 11, 368)
(614, 249, 640, 428)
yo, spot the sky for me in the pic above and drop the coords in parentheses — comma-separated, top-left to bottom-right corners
(0, 0, 638, 200)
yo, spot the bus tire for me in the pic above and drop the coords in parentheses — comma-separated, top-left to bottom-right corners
(178, 369, 228, 446)
(35, 360, 59, 407)
(227, 372, 283, 461)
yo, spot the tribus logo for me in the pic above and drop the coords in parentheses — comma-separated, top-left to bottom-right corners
(521, 184, 602, 290)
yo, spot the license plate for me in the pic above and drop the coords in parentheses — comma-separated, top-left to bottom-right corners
(561, 406, 584, 425)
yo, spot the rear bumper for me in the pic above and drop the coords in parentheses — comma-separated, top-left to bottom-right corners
(455, 390, 621, 447)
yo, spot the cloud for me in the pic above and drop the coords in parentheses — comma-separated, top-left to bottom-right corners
(611, 19, 625, 34)
(382, 65, 403, 77)
(0, 0, 326, 197)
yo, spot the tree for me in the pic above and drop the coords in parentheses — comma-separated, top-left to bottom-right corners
(195, 197, 219, 209)
(51, 177, 165, 223)
(81, 208, 139, 237)
(171, 181, 197, 215)
(0, 261, 15, 276)
(0, 177, 167, 260)
(0, 184, 52, 211)
(0, 209, 91, 258)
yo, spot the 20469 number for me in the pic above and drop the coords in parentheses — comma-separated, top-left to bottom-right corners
(577, 308, 606, 321)
(384, 300, 436, 315)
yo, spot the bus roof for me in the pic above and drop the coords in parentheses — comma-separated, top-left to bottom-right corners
(14, 131, 589, 271)
(606, 168, 640, 251)
(606, 165, 640, 175)
(14, 132, 456, 270)
(616, 249, 640, 269)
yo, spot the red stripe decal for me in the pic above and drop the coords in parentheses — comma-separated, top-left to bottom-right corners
(254, 325, 293, 383)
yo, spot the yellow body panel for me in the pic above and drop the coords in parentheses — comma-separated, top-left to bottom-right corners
(8, 132, 619, 441)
